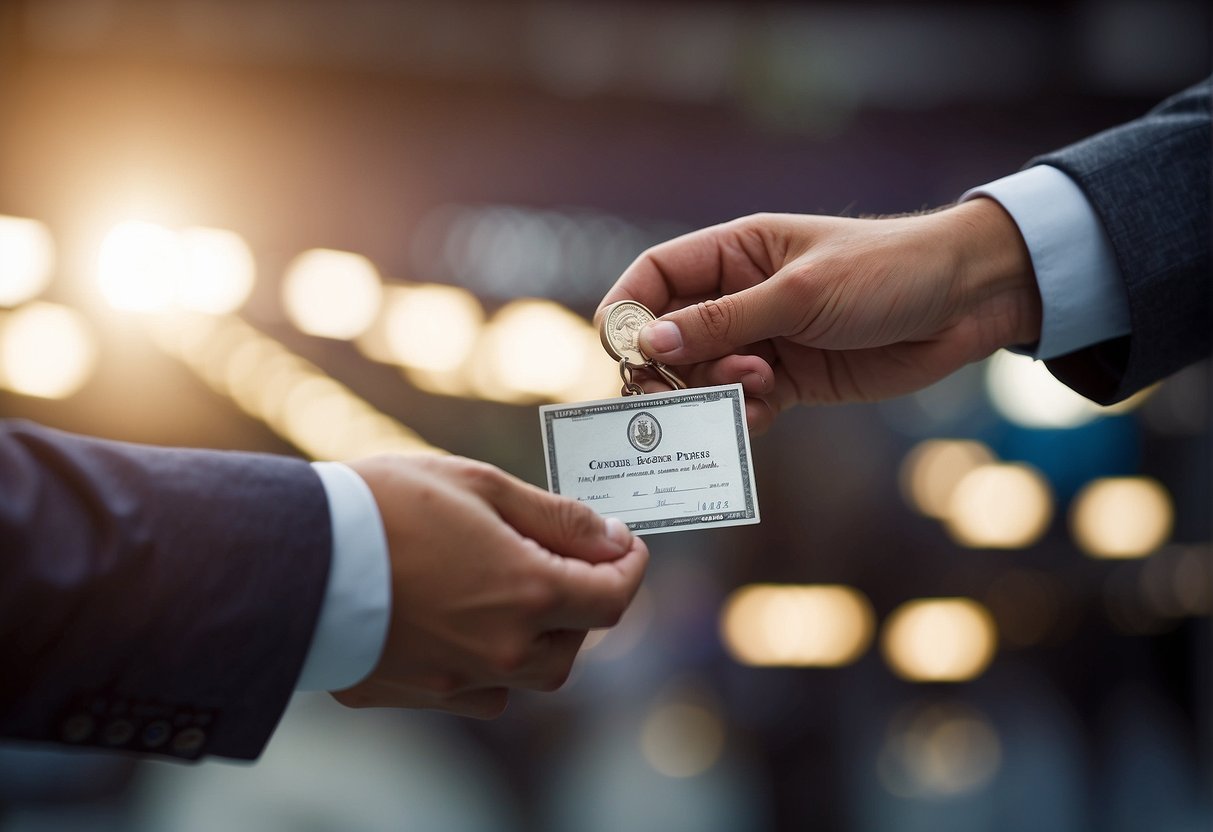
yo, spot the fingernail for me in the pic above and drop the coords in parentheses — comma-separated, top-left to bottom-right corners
(641, 321, 682, 356)
(604, 517, 632, 553)
(741, 372, 768, 394)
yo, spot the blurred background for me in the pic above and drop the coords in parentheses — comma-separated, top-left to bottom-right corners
(1, 0, 1210, 829)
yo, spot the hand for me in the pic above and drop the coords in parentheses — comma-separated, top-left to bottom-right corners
(332, 454, 648, 718)
(598, 199, 1042, 433)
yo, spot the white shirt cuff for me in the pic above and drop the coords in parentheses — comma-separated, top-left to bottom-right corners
(296, 461, 391, 691)
(962, 165, 1131, 360)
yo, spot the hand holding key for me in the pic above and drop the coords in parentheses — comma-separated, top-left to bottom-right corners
(598, 300, 688, 396)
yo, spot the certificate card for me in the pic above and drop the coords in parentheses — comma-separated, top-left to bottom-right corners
(539, 383, 760, 535)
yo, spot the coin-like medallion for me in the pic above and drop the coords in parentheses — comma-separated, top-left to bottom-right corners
(600, 300, 656, 367)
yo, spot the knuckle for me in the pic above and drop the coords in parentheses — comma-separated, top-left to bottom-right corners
(459, 458, 506, 494)
(553, 497, 599, 542)
(518, 575, 560, 617)
(694, 296, 738, 341)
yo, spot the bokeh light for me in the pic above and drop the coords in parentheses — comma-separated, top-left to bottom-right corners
(985, 350, 1145, 428)
(282, 249, 383, 339)
(720, 584, 875, 667)
(1070, 477, 1173, 559)
(944, 463, 1053, 549)
(384, 283, 483, 373)
(146, 312, 431, 459)
(0, 301, 97, 399)
(471, 299, 600, 402)
(640, 700, 726, 778)
(0, 215, 55, 307)
(177, 227, 256, 314)
(97, 220, 186, 312)
(878, 702, 1002, 797)
(899, 439, 996, 519)
(881, 598, 998, 682)
(1139, 546, 1213, 619)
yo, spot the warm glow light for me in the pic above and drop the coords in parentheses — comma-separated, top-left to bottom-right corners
(384, 283, 483, 372)
(720, 584, 875, 667)
(1071, 477, 1173, 559)
(97, 220, 186, 311)
(177, 227, 255, 314)
(472, 299, 598, 402)
(557, 324, 623, 403)
(899, 439, 997, 519)
(144, 312, 433, 460)
(882, 598, 998, 682)
(878, 703, 1002, 797)
(0, 215, 55, 306)
(944, 463, 1053, 549)
(986, 350, 1146, 428)
(0, 302, 97, 398)
(640, 702, 725, 778)
(282, 249, 382, 339)
(1170, 548, 1212, 616)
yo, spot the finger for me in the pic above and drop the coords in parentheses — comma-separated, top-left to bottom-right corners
(745, 397, 775, 434)
(485, 473, 635, 564)
(638, 277, 807, 366)
(682, 353, 774, 392)
(637, 354, 778, 433)
(597, 218, 780, 320)
(541, 537, 649, 630)
(512, 629, 586, 692)
(597, 226, 731, 319)
(635, 373, 776, 436)
(691, 354, 777, 433)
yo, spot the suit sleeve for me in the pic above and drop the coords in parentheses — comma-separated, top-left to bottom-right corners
(0, 421, 332, 761)
(1031, 77, 1211, 404)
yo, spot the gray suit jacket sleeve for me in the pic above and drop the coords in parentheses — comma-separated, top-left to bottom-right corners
(1033, 77, 1211, 405)
(0, 421, 332, 761)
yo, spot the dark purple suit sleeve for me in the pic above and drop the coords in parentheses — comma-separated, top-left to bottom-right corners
(1033, 77, 1211, 404)
(0, 421, 332, 761)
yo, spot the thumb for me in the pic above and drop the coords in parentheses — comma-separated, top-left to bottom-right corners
(638, 278, 801, 365)
(487, 476, 635, 564)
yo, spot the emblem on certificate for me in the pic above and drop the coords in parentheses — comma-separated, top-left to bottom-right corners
(539, 301, 760, 535)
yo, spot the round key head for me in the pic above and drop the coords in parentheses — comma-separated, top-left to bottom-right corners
(600, 300, 656, 367)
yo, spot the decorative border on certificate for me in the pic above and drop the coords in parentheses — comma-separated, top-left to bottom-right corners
(539, 384, 760, 534)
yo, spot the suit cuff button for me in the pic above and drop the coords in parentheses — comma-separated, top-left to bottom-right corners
(171, 726, 207, 755)
(101, 718, 135, 746)
(141, 719, 172, 749)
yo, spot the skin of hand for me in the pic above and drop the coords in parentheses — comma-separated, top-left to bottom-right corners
(332, 454, 648, 718)
(597, 198, 1042, 434)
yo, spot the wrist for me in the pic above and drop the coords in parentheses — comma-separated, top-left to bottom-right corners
(939, 198, 1042, 350)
